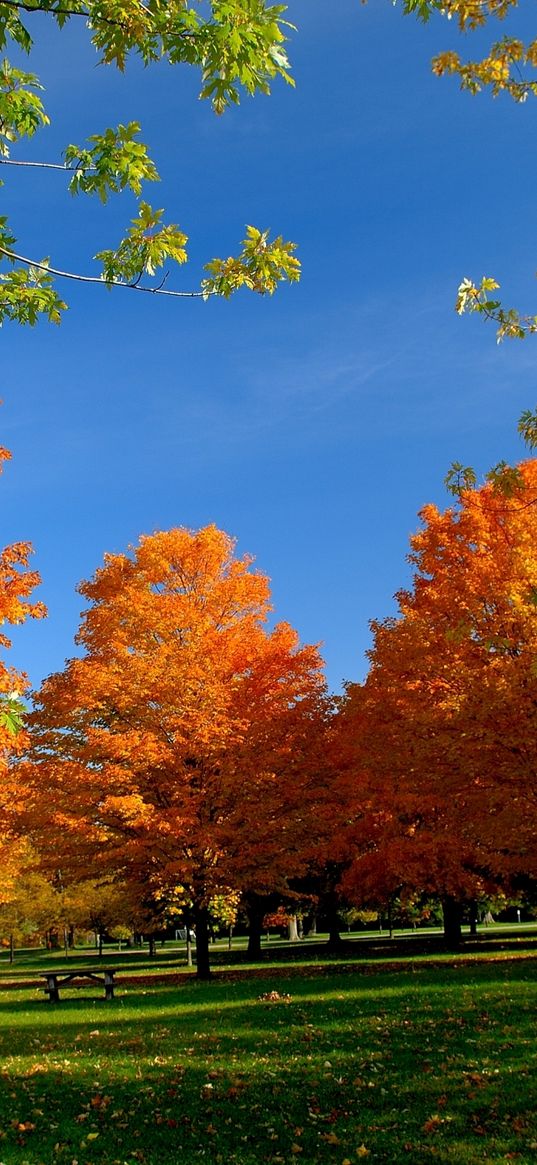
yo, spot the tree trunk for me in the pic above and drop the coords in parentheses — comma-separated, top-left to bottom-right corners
(318, 864, 347, 951)
(469, 900, 478, 936)
(98, 930, 103, 958)
(307, 911, 317, 937)
(9, 934, 14, 964)
(325, 893, 344, 951)
(442, 896, 463, 948)
(288, 915, 299, 942)
(228, 925, 233, 951)
(194, 903, 211, 980)
(246, 898, 265, 958)
(148, 934, 156, 958)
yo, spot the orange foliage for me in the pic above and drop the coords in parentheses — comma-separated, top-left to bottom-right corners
(23, 526, 332, 972)
(0, 444, 45, 889)
(0, 448, 44, 699)
(340, 460, 537, 908)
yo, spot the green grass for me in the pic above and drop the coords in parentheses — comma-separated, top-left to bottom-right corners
(2, 922, 536, 981)
(0, 956, 536, 1164)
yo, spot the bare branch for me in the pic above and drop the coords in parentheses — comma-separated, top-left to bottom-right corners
(0, 157, 82, 172)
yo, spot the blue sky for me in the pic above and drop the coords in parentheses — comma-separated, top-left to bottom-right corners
(2, 0, 537, 694)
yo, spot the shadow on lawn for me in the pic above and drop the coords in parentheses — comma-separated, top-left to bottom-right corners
(0, 961, 535, 1165)
(2, 930, 537, 983)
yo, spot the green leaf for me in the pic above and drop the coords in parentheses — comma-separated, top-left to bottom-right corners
(0, 58, 49, 157)
(518, 408, 537, 450)
(95, 202, 188, 284)
(444, 462, 477, 497)
(65, 122, 159, 202)
(0, 693, 25, 735)
(0, 255, 67, 326)
(202, 224, 300, 299)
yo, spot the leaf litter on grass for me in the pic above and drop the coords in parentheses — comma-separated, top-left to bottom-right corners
(0, 962, 535, 1163)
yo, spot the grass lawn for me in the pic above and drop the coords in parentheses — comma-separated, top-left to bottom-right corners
(0, 955, 535, 1164)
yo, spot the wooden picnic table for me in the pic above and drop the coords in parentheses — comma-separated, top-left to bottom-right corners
(41, 968, 115, 1002)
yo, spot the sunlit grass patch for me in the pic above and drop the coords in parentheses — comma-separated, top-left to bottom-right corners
(0, 960, 535, 1163)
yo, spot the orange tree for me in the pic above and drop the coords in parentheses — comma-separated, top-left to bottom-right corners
(339, 458, 537, 943)
(0, 445, 44, 730)
(21, 525, 332, 977)
(0, 444, 45, 897)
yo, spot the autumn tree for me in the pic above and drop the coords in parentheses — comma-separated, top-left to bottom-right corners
(0, 844, 58, 959)
(0, 444, 45, 908)
(0, 445, 44, 722)
(0, 1, 301, 324)
(339, 456, 537, 944)
(21, 525, 332, 977)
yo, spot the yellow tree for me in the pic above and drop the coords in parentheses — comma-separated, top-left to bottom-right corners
(22, 525, 332, 977)
(339, 457, 537, 943)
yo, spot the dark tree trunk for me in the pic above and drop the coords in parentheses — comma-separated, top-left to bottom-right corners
(98, 931, 104, 958)
(148, 934, 156, 958)
(469, 900, 478, 936)
(325, 889, 344, 951)
(247, 915, 262, 957)
(194, 903, 211, 979)
(245, 895, 266, 958)
(9, 934, 14, 964)
(316, 862, 347, 951)
(442, 896, 463, 948)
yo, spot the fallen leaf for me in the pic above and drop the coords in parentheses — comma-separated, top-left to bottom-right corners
(422, 1115, 443, 1134)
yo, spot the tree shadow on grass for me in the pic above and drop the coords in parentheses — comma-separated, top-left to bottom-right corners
(0, 971, 535, 1165)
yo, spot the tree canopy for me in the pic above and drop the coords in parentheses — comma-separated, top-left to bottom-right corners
(2, 0, 535, 333)
(21, 525, 332, 976)
(338, 455, 537, 938)
(0, 0, 301, 323)
(395, 0, 537, 339)
(0, 444, 45, 912)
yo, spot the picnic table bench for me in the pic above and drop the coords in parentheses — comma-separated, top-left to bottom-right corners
(41, 968, 115, 1002)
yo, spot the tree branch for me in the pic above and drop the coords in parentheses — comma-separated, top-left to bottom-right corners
(0, 245, 208, 298)
(0, 0, 124, 29)
(0, 157, 82, 172)
(0, 0, 195, 33)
